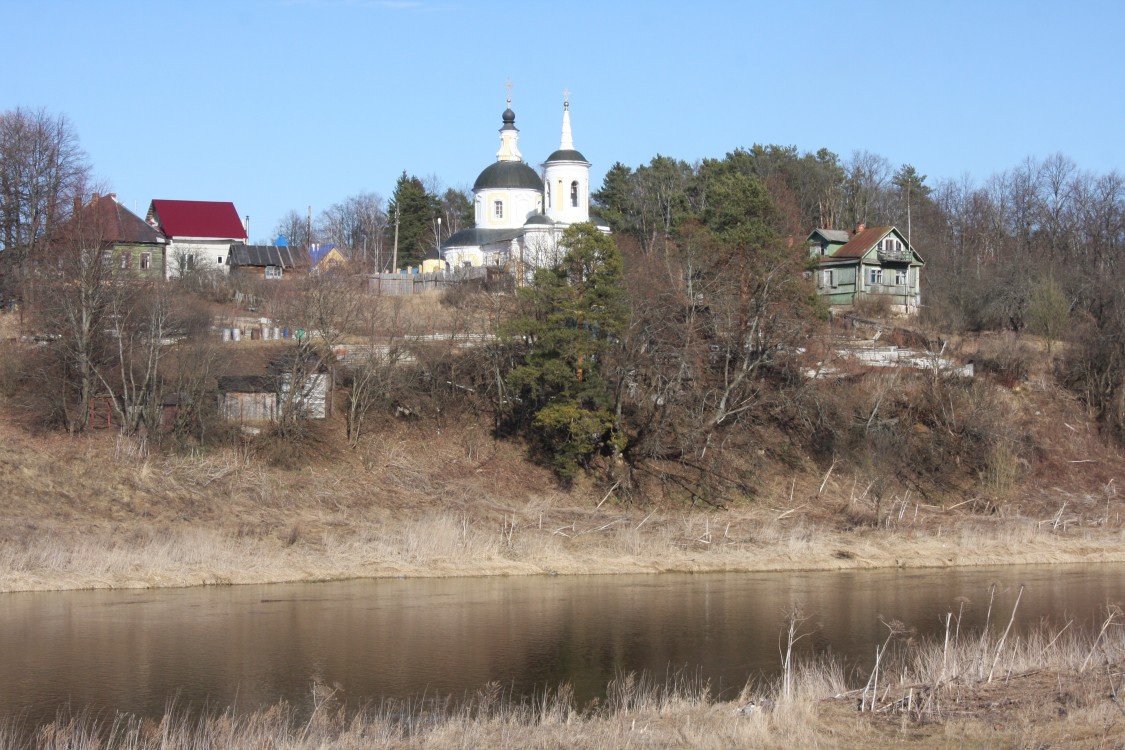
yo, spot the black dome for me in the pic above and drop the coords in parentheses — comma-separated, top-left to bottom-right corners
(473, 161, 543, 192)
(545, 148, 589, 164)
(502, 108, 516, 125)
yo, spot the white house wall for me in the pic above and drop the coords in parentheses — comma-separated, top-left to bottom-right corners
(165, 238, 236, 279)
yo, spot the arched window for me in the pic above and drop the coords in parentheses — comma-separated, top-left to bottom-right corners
(545, 182, 551, 209)
(493, 200, 504, 220)
(570, 181, 579, 208)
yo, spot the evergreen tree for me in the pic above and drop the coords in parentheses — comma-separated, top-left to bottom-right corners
(503, 223, 627, 481)
(591, 161, 634, 234)
(385, 171, 437, 268)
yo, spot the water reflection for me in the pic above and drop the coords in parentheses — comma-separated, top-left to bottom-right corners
(2, 565, 1124, 727)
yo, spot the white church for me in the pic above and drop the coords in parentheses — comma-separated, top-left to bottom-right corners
(439, 94, 609, 278)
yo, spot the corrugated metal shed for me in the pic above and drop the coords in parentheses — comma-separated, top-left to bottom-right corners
(228, 244, 310, 270)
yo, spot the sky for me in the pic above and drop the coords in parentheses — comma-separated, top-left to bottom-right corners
(4, 0, 1123, 243)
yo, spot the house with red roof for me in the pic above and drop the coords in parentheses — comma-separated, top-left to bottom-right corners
(146, 199, 246, 280)
(808, 224, 925, 315)
(51, 193, 167, 278)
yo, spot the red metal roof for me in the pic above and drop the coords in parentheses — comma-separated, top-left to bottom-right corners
(149, 199, 246, 240)
(830, 225, 892, 259)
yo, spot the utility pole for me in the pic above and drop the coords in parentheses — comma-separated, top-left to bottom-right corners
(391, 206, 400, 273)
(906, 183, 912, 247)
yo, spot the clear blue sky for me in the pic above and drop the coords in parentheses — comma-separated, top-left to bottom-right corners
(4, 0, 1122, 242)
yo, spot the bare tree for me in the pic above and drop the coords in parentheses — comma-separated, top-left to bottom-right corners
(31, 200, 115, 433)
(841, 150, 893, 230)
(316, 192, 387, 270)
(96, 282, 176, 438)
(0, 107, 91, 307)
(271, 273, 366, 436)
(343, 294, 406, 446)
(273, 209, 314, 250)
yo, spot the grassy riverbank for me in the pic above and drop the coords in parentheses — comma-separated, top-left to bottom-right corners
(2, 412, 1125, 593)
(10, 617, 1125, 749)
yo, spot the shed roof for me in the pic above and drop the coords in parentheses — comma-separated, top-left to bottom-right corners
(228, 244, 310, 269)
(217, 375, 276, 393)
(148, 200, 247, 240)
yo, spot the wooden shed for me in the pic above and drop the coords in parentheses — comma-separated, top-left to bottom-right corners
(227, 244, 310, 279)
(217, 375, 279, 422)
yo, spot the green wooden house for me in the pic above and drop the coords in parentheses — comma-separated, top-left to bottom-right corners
(807, 225, 924, 315)
(57, 194, 167, 279)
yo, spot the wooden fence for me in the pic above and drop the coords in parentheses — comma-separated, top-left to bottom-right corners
(367, 267, 512, 295)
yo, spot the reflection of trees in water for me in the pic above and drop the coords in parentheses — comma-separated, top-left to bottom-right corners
(5, 568, 1123, 724)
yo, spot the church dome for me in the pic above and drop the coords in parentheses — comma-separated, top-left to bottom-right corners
(501, 108, 516, 128)
(473, 161, 543, 192)
(524, 213, 554, 226)
(545, 148, 589, 164)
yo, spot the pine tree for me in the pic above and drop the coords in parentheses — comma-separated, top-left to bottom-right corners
(385, 172, 437, 268)
(503, 224, 627, 481)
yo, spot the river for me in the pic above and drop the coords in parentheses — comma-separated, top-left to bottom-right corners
(3, 564, 1124, 727)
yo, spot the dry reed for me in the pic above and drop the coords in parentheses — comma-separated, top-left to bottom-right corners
(9, 617, 1123, 749)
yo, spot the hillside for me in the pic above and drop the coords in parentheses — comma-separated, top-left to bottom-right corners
(2, 313, 1125, 593)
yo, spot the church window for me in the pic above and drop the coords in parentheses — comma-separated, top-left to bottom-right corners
(546, 182, 551, 208)
(570, 181, 579, 208)
(493, 200, 504, 219)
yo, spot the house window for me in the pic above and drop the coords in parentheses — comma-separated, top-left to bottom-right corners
(217, 255, 224, 264)
(822, 269, 836, 288)
(265, 266, 283, 279)
(493, 200, 504, 220)
(140, 253, 150, 271)
(570, 181, 579, 208)
(119, 253, 129, 270)
(894, 269, 908, 286)
(868, 267, 882, 285)
(184, 254, 195, 270)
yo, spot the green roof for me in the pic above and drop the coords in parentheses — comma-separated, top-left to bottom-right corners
(545, 148, 589, 164)
(473, 161, 543, 192)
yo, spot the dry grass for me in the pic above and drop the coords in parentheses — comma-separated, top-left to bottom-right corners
(3, 409, 1125, 593)
(3, 354, 1125, 593)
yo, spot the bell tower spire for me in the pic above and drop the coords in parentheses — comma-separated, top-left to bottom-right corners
(543, 90, 591, 224)
(496, 79, 522, 163)
(559, 88, 574, 151)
